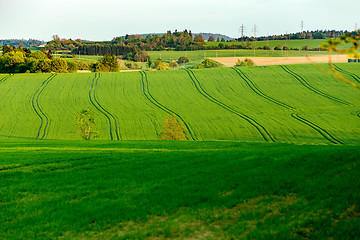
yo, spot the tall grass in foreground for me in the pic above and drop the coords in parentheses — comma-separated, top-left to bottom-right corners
(0, 140, 359, 239)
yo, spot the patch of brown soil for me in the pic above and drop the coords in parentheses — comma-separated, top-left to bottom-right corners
(210, 55, 348, 67)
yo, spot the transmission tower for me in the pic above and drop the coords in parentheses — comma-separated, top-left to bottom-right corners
(239, 24, 246, 41)
(355, 23, 358, 32)
(300, 20, 304, 33)
(252, 24, 258, 38)
(252, 24, 258, 55)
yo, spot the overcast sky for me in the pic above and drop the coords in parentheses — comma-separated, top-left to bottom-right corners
(0, 0, 359, 41)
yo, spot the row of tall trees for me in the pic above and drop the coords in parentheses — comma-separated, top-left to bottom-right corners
(72, 44, 136, 56)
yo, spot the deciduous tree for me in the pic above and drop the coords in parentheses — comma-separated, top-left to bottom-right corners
(169, 60, 178, 69)
(75, 109, 98, 140)
(159, 114, 187, 140)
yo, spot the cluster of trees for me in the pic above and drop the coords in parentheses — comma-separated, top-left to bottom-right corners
(193, 59, 222, 69)
(46, 30, 207, 57)
(235, 58, 255, 66)
(207, 36, 226, 42)
(46, 35, 82, 51)
(92, 54, 120, 72)
(146, 56, 189, 70)
(0, 45, 82, 73)
(111, 30, 206, 51)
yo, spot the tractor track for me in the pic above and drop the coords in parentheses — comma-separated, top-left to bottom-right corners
(30, 73, 56, 140)
(89, 73, 120, 140)
(0, 75, 11, 83)
(232, 67, 295, 110)
(280, 65, 352, 106)
(186, 69, 275, 142)
(291, 113, 343, 145)
(139, 71, 196, 140)
(333, 64, 360, 84)
(231, 67, 343, 145)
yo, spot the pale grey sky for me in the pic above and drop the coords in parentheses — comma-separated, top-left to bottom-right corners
(0, 0, 359, 41)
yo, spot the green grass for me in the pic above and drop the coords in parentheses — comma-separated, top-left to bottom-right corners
(53, 54, 102, 65)
(1, 140, 359, 239)
(0, 64, 359, 144)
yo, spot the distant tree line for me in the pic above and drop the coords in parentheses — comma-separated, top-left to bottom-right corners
(0, 39, 45, 48)
(46, 30, 206, 56)
(235, 30, 356, 42)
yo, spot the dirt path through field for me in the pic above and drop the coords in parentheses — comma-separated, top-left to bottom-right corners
(210, 55, 348, 67)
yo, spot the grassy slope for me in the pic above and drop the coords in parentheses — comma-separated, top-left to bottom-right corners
(0, 140, 359, 239)
(227, 65, 360, 144)
(94, 72, 163, 140)
(0, 74, 50, 139)
(0, 64, 359, 143)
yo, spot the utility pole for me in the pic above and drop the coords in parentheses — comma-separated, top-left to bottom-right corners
(239, 24, 246, 41)
(285, 30, 289, 58)
(355, 23, 358, 32)
(252, 24, 258, 55)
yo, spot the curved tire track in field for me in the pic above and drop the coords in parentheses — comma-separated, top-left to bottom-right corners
(291, 113, 343, 144)
(139, 71, 196, 140)
(280, 65, 352, 106)
(232, 67, 343, 145)
(186, 69, 275, 142)
(332, 65, 360, 121)
(333, 64, 360, 84)
(232, 67, 295, 110)
(30, 73, 56, 140)
(0, 74, 12, 84)
(89, 73, 120, 140)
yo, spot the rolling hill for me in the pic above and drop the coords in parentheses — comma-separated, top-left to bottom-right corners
(0, 63, 359, 144)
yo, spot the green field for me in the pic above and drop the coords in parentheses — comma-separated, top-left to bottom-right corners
(205, 38, 352, 50)
(1, 63, 360, 239)
(1, 140, 360, 239)
(0, 64, 359, 144)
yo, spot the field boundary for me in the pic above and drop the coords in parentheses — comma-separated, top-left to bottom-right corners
(30, 73, 56, 140)
(280, 65, 352, 106)
(186, 69, 275, 142)
(89, 73, 120, 140)
(139, 71, 196, 140)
